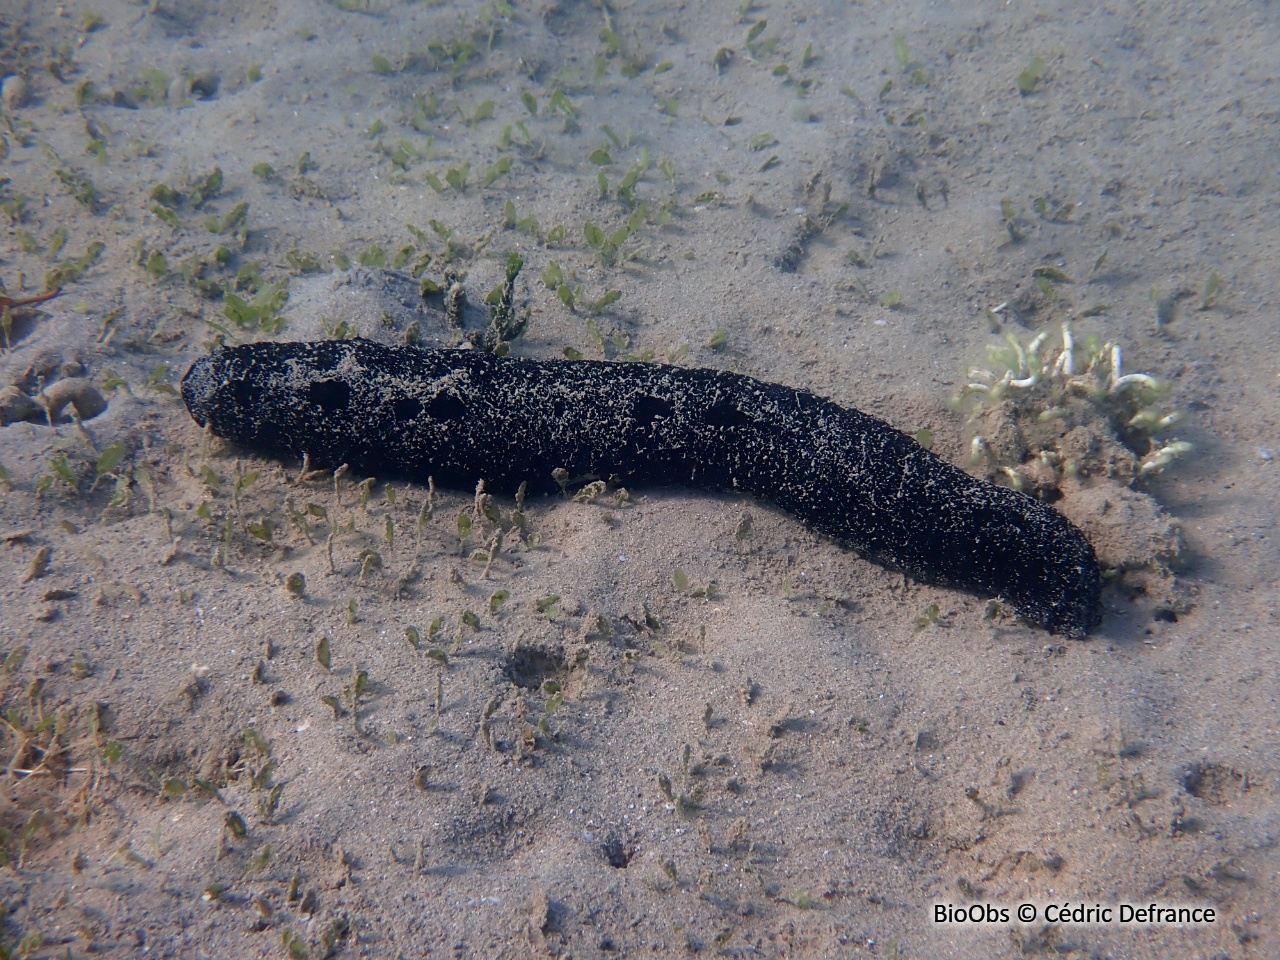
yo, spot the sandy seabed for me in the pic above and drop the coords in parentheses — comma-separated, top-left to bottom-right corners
(1, 1, 1278, 957)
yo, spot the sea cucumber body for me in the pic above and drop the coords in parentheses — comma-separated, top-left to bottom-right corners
(182, 339, 1102, 637)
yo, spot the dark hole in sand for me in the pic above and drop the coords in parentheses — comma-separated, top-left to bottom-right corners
(504, 645, 563, 689)
(598, 832, 632, 868)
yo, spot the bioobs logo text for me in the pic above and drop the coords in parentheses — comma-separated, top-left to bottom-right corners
(934, 901, 1219, 926)
(934, 904, 1010, 924)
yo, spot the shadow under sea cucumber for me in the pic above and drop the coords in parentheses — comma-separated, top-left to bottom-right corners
(182, 338, 1103, 638)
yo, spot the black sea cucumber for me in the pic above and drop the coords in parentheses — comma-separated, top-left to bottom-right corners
(182, 339, 1103, 637)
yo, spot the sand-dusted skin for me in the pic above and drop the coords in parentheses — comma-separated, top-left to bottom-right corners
(183, 339, 1103, 637)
